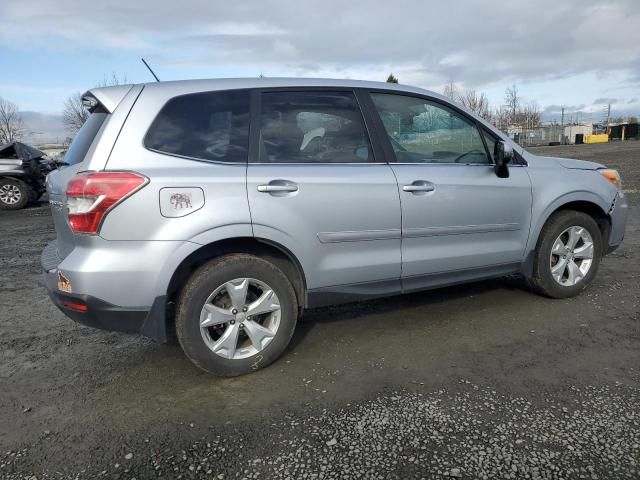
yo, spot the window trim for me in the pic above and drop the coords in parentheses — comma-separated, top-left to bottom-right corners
(142, 87, 252, 166)
(249, 87, 385, 165)
(363, 89, 497, 167)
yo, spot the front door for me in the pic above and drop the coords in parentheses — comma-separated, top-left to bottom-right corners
(367, 92, 532, 287)
(247, 90, 402, 292)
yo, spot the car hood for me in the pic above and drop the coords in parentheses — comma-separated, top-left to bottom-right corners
(528, 154, 604, 170)
(555, 157, 605, 170)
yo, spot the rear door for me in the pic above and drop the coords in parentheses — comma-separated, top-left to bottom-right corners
(366, 91, 532, 287)
(246, 89, 402, 292)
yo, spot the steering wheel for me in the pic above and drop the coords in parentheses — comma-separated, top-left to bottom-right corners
(452, 149, 485, 163)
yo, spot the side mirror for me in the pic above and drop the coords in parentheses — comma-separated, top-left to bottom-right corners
(494, 141, 513, 178)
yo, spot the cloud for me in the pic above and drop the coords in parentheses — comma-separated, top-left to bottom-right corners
(593, 98, 617, 105)
(2, 0, 640, 90)
(19, 111, 66, 144)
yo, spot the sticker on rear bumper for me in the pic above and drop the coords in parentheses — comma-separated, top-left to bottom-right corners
(57, 271, 72, 293)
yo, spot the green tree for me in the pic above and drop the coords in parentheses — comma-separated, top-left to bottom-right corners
(386, 73, 399, 84)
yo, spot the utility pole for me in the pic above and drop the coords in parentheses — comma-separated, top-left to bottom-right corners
(606, 104, 611, 126)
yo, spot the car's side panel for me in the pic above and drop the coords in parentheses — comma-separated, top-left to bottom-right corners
(101, 87, 252, 242)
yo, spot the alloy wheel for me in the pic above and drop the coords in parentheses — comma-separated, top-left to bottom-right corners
(199, 278, 281, 360)
(0, 184, 21, 205)
(549, 225, 594, 286)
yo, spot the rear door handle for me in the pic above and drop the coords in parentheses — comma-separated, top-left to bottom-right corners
(257, 185, 298, 192)
(257, 180, 299, 194)
(402, 181, 435, 194)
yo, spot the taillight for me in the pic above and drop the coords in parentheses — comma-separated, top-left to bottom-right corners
(66, 171, 148, 234)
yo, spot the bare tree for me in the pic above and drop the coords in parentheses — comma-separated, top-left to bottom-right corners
(443, 81, 492, 121)
(458, 89, 491, 121)
(62, 73, 128, 135)
(504, 84, 520, 124)
(522, 101, 541, 128)
(62, 94, 90, 135)
(442, 79, 459, 101)
(0, 97, 26, 144)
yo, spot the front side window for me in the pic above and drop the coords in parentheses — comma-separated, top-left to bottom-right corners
(145, 90, 250, 163)
(482, 129, 499, 162)
(259, 91, 373, 163)
(371, 93, 490, 164)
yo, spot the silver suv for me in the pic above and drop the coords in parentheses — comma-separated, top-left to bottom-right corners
(42, 78, 628, 376)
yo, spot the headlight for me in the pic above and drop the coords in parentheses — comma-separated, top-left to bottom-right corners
(600, 169, 621, 190)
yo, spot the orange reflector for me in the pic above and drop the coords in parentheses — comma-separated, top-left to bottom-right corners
(63, 300, 88, 312)
(600, 169, 621, 190)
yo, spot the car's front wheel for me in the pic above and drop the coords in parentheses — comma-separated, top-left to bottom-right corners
(529, 210, 603, 298)
(175, 254, 298, 376)
(0, 178, 29, 210)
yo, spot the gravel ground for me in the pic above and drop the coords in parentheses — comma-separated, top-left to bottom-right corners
(1, 141, 639, 479)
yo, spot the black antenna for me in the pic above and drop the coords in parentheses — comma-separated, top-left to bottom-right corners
(141, 58, 160, 82)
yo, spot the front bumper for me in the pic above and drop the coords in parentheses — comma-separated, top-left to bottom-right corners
(606, 192, 629, 253)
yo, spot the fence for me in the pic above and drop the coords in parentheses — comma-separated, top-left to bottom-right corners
(511, 125, 566, 147)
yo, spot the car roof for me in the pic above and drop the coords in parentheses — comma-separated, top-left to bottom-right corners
(141, 77, 441, 96)
(86, 77, 515, 149)
(89, 77, 448, 105)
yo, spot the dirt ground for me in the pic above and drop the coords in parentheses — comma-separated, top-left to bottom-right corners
(1, 142, 639, 479)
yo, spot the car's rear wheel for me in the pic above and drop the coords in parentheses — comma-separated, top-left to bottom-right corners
(0, 178, 29, 210)
(175, 254, 298, 376)
(528, 210, 603, 298)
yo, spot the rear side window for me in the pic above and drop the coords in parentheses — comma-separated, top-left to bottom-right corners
(145, 90, 250, 163)
(64, 113, 108, 165)
(258, 91, 373, 163)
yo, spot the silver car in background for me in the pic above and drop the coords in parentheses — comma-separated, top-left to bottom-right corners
(42, 78, 628, 376)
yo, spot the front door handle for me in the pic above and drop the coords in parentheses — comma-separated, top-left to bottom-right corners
(402, 181, 435, 194)
(257, 180, 299, 195)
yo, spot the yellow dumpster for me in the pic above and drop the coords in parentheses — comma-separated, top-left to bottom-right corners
(584, 134, 608, 144)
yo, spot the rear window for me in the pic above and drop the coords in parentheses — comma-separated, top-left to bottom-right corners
(64, 112, 108, 166)
(144, 90, 250, 163)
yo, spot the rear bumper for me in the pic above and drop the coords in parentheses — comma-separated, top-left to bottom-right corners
(48, 289, 148, 333)
(44, 279, 169, 342)
(41, 239, 171, 342)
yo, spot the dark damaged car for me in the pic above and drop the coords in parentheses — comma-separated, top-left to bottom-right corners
(0, 142, 58, 210)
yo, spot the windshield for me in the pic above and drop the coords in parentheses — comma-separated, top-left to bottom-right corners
(63, 112, 108, 165)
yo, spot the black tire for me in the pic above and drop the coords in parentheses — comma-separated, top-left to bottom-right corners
(528, 210, 603, 298)
(27, 188, 41, 203)
(0, 178, 29, 210)
(175, 254, 298, 376)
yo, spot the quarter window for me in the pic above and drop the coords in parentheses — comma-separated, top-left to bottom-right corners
(371, 93, 491, 164)
(145, 90, 250, 163)
(259, 91, 373, 163)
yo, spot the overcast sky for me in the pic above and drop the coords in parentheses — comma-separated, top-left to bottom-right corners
(1, 0, 639, 142)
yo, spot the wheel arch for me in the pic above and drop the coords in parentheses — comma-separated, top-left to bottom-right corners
(166, 236, 308, 315)
(522, 192, 611, 276)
